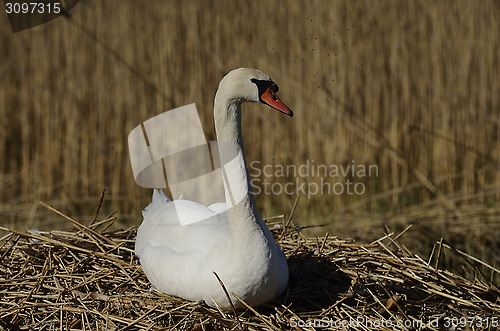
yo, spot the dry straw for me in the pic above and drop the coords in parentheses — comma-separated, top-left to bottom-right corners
(1, 197, 499, 330)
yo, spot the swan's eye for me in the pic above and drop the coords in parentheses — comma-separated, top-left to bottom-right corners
(251, 78, 277, 95)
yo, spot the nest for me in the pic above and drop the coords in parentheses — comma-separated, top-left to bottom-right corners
(1, 198, 499, 330)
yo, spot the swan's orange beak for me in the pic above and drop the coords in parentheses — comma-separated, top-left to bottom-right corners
(261, 88, 293, 117)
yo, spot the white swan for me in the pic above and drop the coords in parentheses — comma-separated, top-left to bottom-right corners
(135, 68, 292, 308)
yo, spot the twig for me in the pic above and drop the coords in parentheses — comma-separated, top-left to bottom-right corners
(213, 272, 243, 331)
(40, 201, 118, 247)
(91, 189, 106, 225)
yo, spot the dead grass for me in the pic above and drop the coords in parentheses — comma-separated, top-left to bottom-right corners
(0, 200, 499, 330)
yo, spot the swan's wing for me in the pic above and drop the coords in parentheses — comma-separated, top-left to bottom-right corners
(142, 189, 219, 225)
(207, 202, 228, 213)
(142, 189, 170, 219)
(136, 190, 229, 256)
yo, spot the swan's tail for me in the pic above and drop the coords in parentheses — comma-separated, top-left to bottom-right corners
(142, 189, 171, 218)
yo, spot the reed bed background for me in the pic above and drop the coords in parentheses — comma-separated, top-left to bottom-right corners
(0, 1, 499, 278)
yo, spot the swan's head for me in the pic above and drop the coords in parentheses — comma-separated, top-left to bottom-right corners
(217, 68, 293, 117)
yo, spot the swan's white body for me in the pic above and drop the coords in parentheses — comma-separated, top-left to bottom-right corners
(135, 68, 292, 308)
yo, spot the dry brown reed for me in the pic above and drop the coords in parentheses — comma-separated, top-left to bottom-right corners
(0, 200, 499, 330)
(1, 0, 499, 298)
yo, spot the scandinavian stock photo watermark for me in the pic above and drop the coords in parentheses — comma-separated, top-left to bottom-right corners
(128, 104, 378, 207)
(290, 316, 500, 329)
(249, 159, 378, 198)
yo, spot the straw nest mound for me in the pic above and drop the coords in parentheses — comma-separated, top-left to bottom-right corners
(1, 200, 499, 330)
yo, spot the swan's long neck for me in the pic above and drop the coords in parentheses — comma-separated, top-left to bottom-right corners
(213, 95, 266, 247)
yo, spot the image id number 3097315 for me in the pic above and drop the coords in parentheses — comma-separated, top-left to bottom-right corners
(5, 2, 61, 14)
